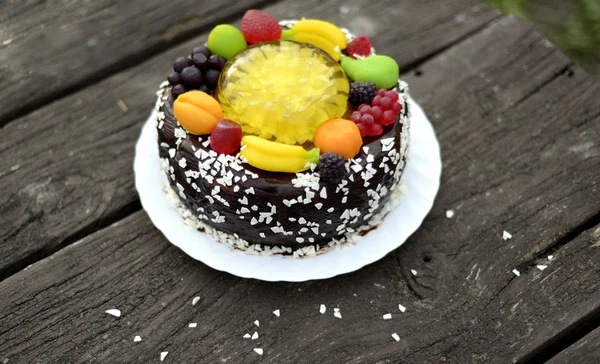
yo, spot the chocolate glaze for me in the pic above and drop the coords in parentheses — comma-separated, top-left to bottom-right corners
(156, 83, 409, 249)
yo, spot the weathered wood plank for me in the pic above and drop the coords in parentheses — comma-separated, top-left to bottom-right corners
(547, 325, 600, 364)
(0, 0, 278, 125)
(1, 15, 599, 364)
(0, 0, 499, 279)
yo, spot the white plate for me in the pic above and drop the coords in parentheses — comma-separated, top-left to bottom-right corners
(134, 97, 441, 282)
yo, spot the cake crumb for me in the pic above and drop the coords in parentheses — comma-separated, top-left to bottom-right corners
(446, 209, 454, 218)
(512, 269, 521, 277)
(502, 231, 513, 240)
(117, 99, 128, 112)
(392, 333, 400, 342)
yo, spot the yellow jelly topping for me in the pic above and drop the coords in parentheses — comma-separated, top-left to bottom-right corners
(215, 41, 349, 145)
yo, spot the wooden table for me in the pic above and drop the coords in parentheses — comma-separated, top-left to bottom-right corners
(1, 0, 599, 363)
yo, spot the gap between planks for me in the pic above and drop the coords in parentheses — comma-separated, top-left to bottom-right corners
(518, 304, 600, 364)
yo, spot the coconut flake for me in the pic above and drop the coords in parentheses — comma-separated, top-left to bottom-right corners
(502, 231, 513, 240)
(254, 320, 259, 327)
(133, 336, 142, 342)
(160, 352, 168, 361)
(273, 309, 280, 317)
(189, 323, 197, 328)
(243, 333, 251, 339)
(383, 313, 392, 320)
(536, 265, 548, 271)
(252, 331, 259, 340)
(411, 269, 417, 276)
(319, 304, 326, 314)
(105, 309, 121, 318)
(253, 348, 263, 356)
(391, 333, 400, 342)
(446, 209, 455, 218)
(512, 269, 521, 277)
(398, 304, 406, 313)
(192, 296, 200, 306)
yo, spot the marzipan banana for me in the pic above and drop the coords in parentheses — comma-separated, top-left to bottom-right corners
(241, 136, 320, 173)
(281, 19, 347, 61)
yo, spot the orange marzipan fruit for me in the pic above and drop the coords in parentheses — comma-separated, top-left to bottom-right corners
(174, 91, 223, 135)
(314, 118, 362, 160)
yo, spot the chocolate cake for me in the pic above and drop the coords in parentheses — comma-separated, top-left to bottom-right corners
(152, 13, 411, 256)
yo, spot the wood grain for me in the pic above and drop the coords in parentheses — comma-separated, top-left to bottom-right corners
(0, 0, 278, 125)
(547, 326, 600, 364)
(1, 14, 599, 363)
(0, 0, 499, 279)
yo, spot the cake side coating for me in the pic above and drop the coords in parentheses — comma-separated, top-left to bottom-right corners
(154, 81, 411, 251)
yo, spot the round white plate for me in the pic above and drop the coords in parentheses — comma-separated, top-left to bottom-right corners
(134, 97, 441, 282)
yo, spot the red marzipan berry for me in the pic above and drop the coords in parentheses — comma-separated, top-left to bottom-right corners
(360, 113, 374, 125)
(370, 106, 382, 123)
(379, 96, 392, 109)
(382, 110, 396, 126)
(241, 10, 282, 44)
(368, 123, 383, 136)
(346, 36, 372, 58)
(357, 123, 368, 137)
(358, 104, 371, 113)
(211, 119, 242, 154)
(386, 91, 399, 102)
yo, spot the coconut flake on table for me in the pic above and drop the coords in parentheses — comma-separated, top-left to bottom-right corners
(383, 313, 392, 320)
(320, 304, 326, 314)
(536, 265, 548, 271)
(446, 209, 455, 218)
(160, 352, 168, 361)
(251, 331, 259, 340)
(411, 269, 417, 276)
(333, 308, 342, 319)
(105, 309, 121, 318)
(253, 348, 264, 356)
(254, 320, 259, 327)
(192, 296, 200, 305)
(273, 309, 280, 317)
(502, 230, 513, 240)
(189, 323, 197, 328)
(391, 333, 400, 342)
(133, 336, 142, 342)
(512, 269, 521, 277)
(398, 304, 406, 313)
(243, 333, 251, 339)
